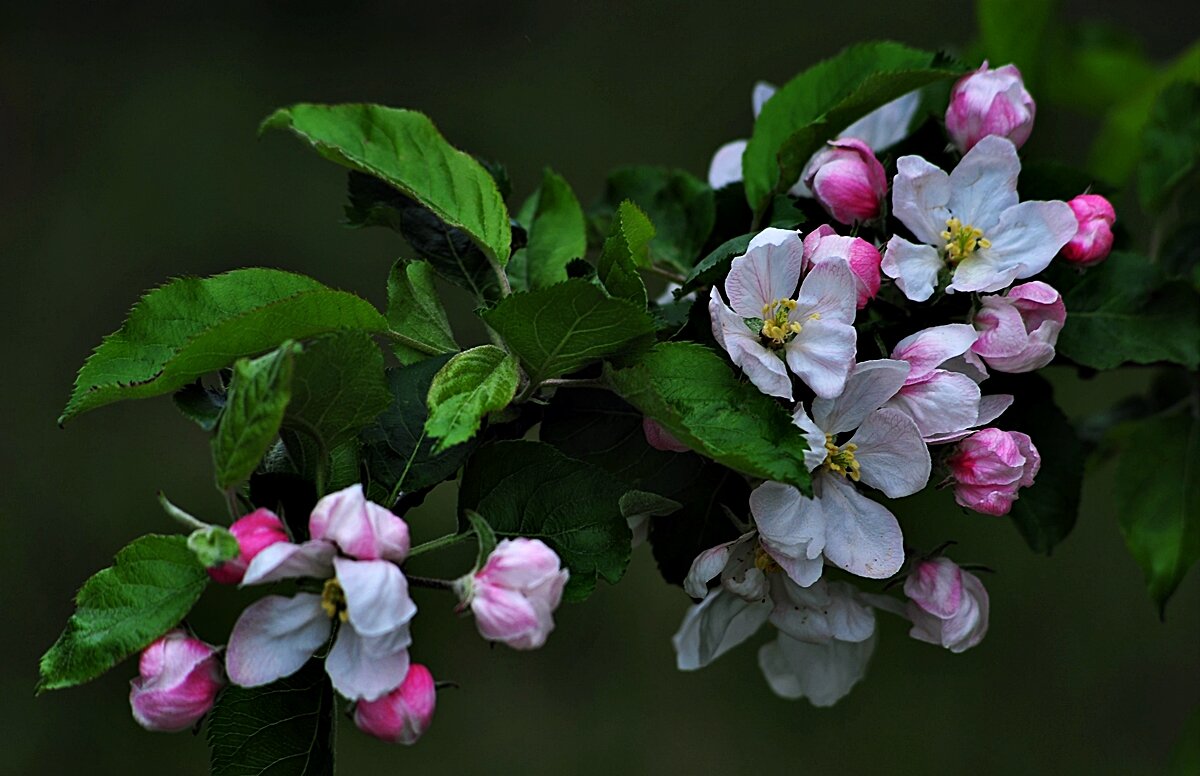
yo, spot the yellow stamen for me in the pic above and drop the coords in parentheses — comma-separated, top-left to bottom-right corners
(940, 217, 990, 264)
(754, 546, 781, 574)
(823, 433, 861, 481)
(759, 298, 801, 346)
(320, 578, 349, 622)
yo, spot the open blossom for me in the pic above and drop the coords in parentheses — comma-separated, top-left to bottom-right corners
(948, 428, 1040, 516)
(803, 225, 882, 309)
(353, 663, 437, 745)
(225, 484, 417, 702)
(455, 538, 569, 650)
(803, 139, 888, 224)
(904, 557, 990, 652)
(971, 281, 1066, 373)
(883, 324, 983, 439)
(883, 135, 1077, 302)
(207, 508, 290, 585)
(710, 228, 857, 400)
(945, 62, 1035, 153)
(129, 630, 225, 732)
(1061, 194, 1116, 266)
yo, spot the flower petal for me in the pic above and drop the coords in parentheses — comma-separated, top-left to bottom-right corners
(953, 200, 1078, 293)
(709, 289, 793, 400)
(882, 235, 944, 303)
(892, 155, 952, 245)
(757, 632, 876, 707)
(885, 371, 982, 438)
(309, 484, 410, 563)
(849, 408, 932, 497)
(784, 320, 856, 399)
(326, 626, 411, 702)
(335, 557, 417, 638)
(683, 535, 751, 599)
(812, 358, 910, 435)
(752, 81, 776, 117)
(795, 257, 857, 325)
(241, 540, 336, 586)
(815, 473, 905, 579)
(750, 481, 826, 588)
(725, 231, 803, 317)
(673, 588, 771, 671)
(225, 594, 330, 688)
(769, 577, 875, 643)
(891, 323, 979, 383)
(707, 140, 746, 189)
(840, 90, 922, 151)
(947, 135, 1020, 232)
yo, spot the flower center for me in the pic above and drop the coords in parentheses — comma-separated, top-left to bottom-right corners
(320, 578, 349, 622)
(941, 217, 991, 264)
(823, 434, 861, 481)
(753, 545, 781, 574)
(758, 298, 804, 347)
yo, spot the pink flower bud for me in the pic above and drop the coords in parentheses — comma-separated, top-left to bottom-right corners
(1061, 194, 1115, 266)
(904, 558, 989, 653)
(129, 630, 225, 732)
(643, 417, 689, 452)
(207, 509, 290, 585)
(947, 428, 1040, 516)
(971, 282, 1066, 373)
(945, 62, 1035, 153)
(309, 483, 410, 562)
(802, 139, 887, 225)
(802, 224, 883, 308)
(352, 663, 436, 744)
(458, 538, 569, 650)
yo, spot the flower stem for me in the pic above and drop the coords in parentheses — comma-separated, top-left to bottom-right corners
(406, 574, 457, 591)
(157, 492, 209, 531)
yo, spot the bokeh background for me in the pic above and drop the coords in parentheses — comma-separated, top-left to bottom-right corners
(3, 2, 1198, 774)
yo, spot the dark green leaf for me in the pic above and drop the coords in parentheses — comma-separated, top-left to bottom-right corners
(207, 659, 335, 776)
(680, 233, 753, 294)
(263, 103, 511, 262)
(424, 345, 520, 453)
(742, 42, 962, 214)
(509, 168, 587, 293)
(173, 380, 225, 431)
(458, 440, 631, 600)
(38, 535, 208, 691)
(606, 342, 812, 493)
(597, 200, 654, 306)
(1139, 81, 1200, 212)
(386, 259, 458, 364)
(61, 269, 388, 424)
(1168, 704, 1200, 776)
(593, 166, 715, 271)
(212, 344, 298, 490)
(481, 279, 657, 386)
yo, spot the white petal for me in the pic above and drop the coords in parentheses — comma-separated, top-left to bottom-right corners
(795, 259, 857, 325)
(673, 588, 771, 671)
(241, 540, 336, 586)
(334, 557, 417, 638)
(707, 140, 746, 190)
(326, 626, 411, 702)
(752, 81, 777, 117)
(769, 577, 875, 643)
(815, 473, 905, 579)
(956, 199, 1078, 292)
(791, 406, 831, 471)
(750, 482, 826, 588)
(881, 236, 944, 303)
(839, 90, 922, 151)
(784, 320, 856, 399)
(892, 155, 951, 245)
(225, 594, 330, 688)
(891, 323, 978, 382)
(683, 534, 754, 599)
(709, 289, 793, 400)
(725, 235, 803, 317)
(849, 408, 932, 497)
(812, 358, 910, 434)
(758, 632, 876, 706)
(884, 371, 982, 438)
(948, 135, 1020, 232)
(976, 394, 1014, 425)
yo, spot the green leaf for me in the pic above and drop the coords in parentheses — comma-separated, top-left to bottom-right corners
(680, 233, 753, 294)
(606, 342, 812, 493)
(976, 0, 1055, 88)
(361, 354, 477, 503)
(173, 380, 225, 431)
(458, 440, 631, 600)
(1053, 253, 1200, 370)
(424, 345, 520, 453)
(597, 200, 654, 306)
(386, 259, 458, 364)
(61, 269, 388, 424)
(509, 168, 587, 292)
(207, 659, 335, 776)
(592, 166, 714, 271)
(481, 279, 657, 386)
(742, 42, 963, 214)
(212, 344, 298, 490)
(187, 526, 240, 568)
(263, 103, 511, 262)
(38, 535, 208, 692)
(620, 490, 682, 521)
(1111, 409, 1200, 614)
(1139, 81, 1200, 212)
(1168, 704, 1200, 776)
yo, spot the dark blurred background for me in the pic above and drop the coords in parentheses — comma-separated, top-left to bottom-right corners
(3, 2, 1197, 774)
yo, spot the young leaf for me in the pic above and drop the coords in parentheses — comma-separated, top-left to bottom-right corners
(606, 342, 813, 493)
(386, 259, 458, 364)
(1110, 409, 1200, 614)
(458, 440, 631, 600)
(38, 535, 208, 692)
(680, 233, 753, 294)
(207, 659, 335, 776)
(597, 200, 654, 307)
(742, 42, 963, 214)
(424, 345, 520, 453)
(360, 354, 478, 503)
(263, 103, 511, 262)
(481, 279, 657, 386)
(593, 166, 715, 271)
(1053, 253, 1200, 370)
(61, 269, 387, 424)
(509, 168, 587, 292)
(212, 344, 298, 490)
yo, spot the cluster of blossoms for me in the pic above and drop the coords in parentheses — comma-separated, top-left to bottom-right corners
(128, 485, 569, 743)
(678, 62, 1114, 704)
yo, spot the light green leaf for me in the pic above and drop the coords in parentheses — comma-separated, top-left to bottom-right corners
(597, 200, 654, 306)
(425, 345, 520, 453)
(593, 166, 714, 271)
(212, 344, 298, 490)
(207, 659, 335, 776)
(464, 509, 499, 568)
(61, 269, 387, 424)
(263, 103, 511, 262)
(38, 535, 208, 692)
(481, 279, 657, 386)
(742, 42, 963, 214)
(509, 168, 587, 292)
(386, 259, 458, 364)
(1111, 410, 1200, 614)
(607, 342, 813, 493)
(458, 440, 631, 600)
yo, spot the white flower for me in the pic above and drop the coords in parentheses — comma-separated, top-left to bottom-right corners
(882, 136, 1077, 302)
(709, 228, 858, 400)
